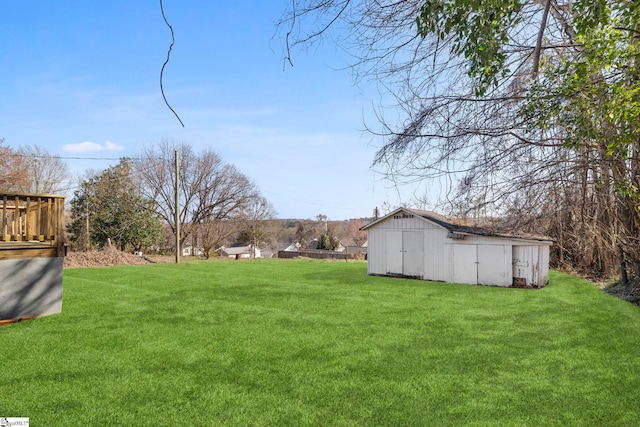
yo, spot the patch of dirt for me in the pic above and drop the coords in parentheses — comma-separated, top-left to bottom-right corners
(604, 278, 640, 307)
(64, 247, 160, 268)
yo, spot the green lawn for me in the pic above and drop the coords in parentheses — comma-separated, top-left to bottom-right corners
(1, 259, 639, 426)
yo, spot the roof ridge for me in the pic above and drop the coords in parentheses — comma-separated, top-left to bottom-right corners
(405, 208, 554, 242)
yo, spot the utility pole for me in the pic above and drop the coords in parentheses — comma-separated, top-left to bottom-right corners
(175, 150, 180, 264)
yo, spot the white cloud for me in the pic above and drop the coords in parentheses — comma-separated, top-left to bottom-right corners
(104, 141, 125, 151)
(63, 140, 125, 153)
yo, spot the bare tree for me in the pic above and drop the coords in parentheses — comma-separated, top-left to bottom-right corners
(237, 196, 277, 258)
(135, 140, 258, 254)
(16, 145, 70, 194)
(342, 218, 368, 247)
(197, 220, 236, 259)
(294, 220, 322, 249)
(0, 138, 29, 191)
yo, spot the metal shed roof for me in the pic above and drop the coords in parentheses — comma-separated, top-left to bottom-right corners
(361, 207, 553, 243)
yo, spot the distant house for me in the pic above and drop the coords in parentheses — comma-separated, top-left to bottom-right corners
(262, 242, 299, 258)
(302, 237, 366, 257)
(361, 207, 552, 288)
(281, 242, 300, 252)
(219, 244, 261, 259)
(340, 237, 368, 257)
(182, 244, 204, 257)
(307, 238, 346, 251)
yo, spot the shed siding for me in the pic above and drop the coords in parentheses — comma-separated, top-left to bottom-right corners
(538, 245, 550, 287)
(513, 245, 534, 286)
(512, 245, 551, 287)
(382, 215, 440, 230)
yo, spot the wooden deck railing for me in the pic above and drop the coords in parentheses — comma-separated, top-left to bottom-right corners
(0, 192, 65, 258)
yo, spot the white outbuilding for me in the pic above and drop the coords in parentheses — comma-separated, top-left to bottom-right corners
(361, 208, 553, 288)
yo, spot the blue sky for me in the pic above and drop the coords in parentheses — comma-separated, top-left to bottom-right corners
(1, 1, 420, 220)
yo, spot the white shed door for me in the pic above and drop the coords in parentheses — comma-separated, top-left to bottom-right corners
(385, 230, 424, 277)
(386, 230, 403, 275)
(403, 231, 424, 277)
(477, 245, 511, 287)
(453, 245, 478, 285)
(453, 244, 511, 286)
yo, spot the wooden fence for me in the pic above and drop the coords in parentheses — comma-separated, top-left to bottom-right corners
(278, 249, 349, 260)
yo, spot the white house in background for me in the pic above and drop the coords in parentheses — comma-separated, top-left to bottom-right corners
(219, 244, 261, 259)
(361, 208, 553, 288)
(339, 238, 368, 257)
(281, 242, 300, 252)
(182, 244, 204, 257)
(262, 242, 300, 258)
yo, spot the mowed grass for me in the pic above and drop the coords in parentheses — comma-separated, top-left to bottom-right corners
(2, 259, 640, 426)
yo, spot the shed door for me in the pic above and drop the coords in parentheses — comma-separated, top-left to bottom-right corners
(453, 245, 478, 285)
(385, 230, 424, 277)
(453, 244, 512, 286)
(386, 231, 403, 275)
(477, 245, 511, 287)
(403, 231, 424, 277)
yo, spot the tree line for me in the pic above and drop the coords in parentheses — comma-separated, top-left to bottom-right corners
(66, 140, 277, 257)
(0, 138, 370, 258)
(0, 138, 275, 256)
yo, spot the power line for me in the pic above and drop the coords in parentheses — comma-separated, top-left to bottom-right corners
(15, 153, 141, 161)
(260, 188, 356, 212)
(13, 153, 365, 214)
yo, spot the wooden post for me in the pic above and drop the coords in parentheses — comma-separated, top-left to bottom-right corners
(175, 150, 180, 264)
(1, 196, 6, 241)
(25, 197, 31, 241)
(57, 197, 65, 257)
(47, 197, 53, 240)
(14, 196, 20, 241)
(36, 197, 42, 241)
